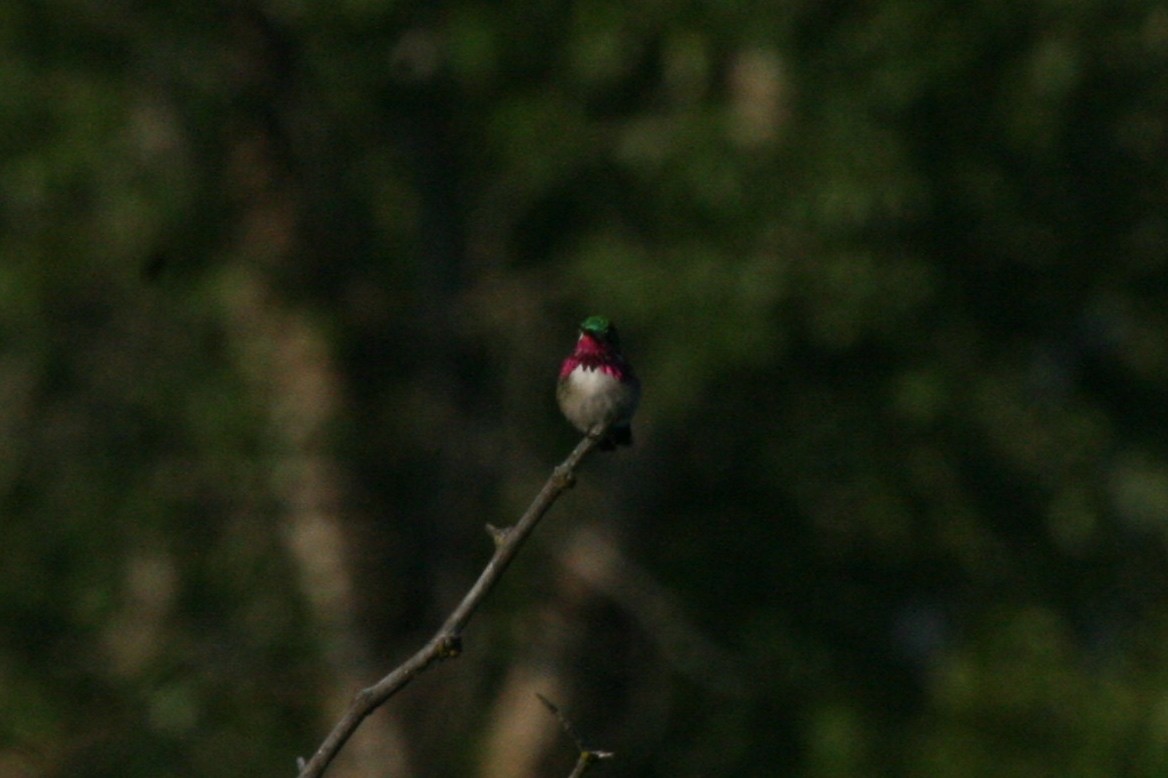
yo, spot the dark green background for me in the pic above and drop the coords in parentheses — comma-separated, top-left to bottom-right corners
(4, 1, 1168, 775)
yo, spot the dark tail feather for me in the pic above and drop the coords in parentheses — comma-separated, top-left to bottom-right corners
(606, 424, 633, 449)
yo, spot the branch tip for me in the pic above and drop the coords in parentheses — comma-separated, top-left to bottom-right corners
(486, 523, 509, 545)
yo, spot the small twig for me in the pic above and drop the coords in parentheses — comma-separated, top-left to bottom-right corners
(536, 694, 614, 778)
(296, 433, 604, 778)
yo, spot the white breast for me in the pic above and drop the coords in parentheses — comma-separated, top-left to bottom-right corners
(566, 365, 622, 395)
(558, 365, 638, 434)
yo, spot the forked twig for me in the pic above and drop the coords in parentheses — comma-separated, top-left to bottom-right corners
(296, 432, 605, 777)
(536, 694, 614, 778)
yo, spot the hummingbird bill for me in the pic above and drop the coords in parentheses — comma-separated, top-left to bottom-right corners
(557, 315, 640, 450)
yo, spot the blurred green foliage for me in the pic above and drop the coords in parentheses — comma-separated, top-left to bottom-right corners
(3, 0, 1168, 776)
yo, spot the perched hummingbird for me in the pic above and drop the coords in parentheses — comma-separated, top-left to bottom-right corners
(557, 315, 640, 449)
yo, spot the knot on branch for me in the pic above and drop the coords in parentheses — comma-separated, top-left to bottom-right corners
(552, 464, 577, 489)
(435, 634, 462, 659)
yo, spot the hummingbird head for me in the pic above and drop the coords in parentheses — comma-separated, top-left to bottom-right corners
(579, 315, 620, 348)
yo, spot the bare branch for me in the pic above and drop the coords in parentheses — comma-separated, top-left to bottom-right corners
(296, 433, 604, 778)
(536, 694, 614, 778)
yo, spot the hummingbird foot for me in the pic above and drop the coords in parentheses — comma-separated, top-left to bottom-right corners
(585, 422, 631, 451)
(587, 424, 618, 452)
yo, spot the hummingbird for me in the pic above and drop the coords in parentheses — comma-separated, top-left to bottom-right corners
(557, 315, 640, 449)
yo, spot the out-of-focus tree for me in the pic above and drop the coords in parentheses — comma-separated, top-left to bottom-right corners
(3, 1, 1168, 776)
